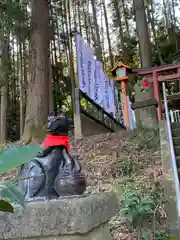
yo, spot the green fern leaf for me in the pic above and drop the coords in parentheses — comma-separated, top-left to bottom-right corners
(0, 182, 25, 208)
(0, 145, 41, 175)
(0, 199, 14, 213)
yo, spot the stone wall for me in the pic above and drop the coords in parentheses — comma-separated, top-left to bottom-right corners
(73, 88, 123, 139)
(0, 192, 118, 240)
(132, 84, 158, 128)
(159, 120, 180, 236)
(74, 113, 122, 139)
(81, 114, 112, 137)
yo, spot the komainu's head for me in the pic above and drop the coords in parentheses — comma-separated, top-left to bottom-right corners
(47, 112, 73, 135)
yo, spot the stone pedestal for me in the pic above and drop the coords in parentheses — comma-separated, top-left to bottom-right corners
(132, 98, 158, 128)
(0, 192, 118, 240)
(132, 85, 158, 128)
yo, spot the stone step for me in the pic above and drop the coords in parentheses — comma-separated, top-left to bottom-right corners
(176, 156, 180, 168)
(173, 136, 180, 146)
(174, 159, 180, 180)
(172, 122, 180, 130)
(172, 128, 180, 137)
(178, 168, 180, 178)
(174, 146, 180, 157)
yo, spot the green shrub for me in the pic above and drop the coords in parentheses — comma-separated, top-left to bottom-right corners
(119, 157, 140, 176)
(132, 126, 160, 151)
(121, 192, 155, 228)
(0, 144, 41, 212)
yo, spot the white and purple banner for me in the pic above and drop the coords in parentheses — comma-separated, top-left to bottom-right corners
(94, 60, 104, 106)
(115, 86, 120, 120)
(75, 34, 88, 94)
(104, 75, 110, 112)
(108, 79, 115, 114)
(76, 33, 118, 118)
(85, 42, 95, 99)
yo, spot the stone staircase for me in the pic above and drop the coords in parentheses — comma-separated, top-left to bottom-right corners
(172, 122, 180, 176)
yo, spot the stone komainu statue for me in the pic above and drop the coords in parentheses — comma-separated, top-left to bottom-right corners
(19, 112, 86, 202)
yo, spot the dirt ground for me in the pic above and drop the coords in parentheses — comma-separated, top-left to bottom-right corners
(0, 129, 166, 239)
(70, 129, 166, 239)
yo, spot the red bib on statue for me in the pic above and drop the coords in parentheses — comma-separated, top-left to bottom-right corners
(42, 135, 70, 151)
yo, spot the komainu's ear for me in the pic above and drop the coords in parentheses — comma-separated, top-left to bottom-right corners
(56, 110, 66, 119)
(48, 112, 56, 122)
(49, 111, 54, 116)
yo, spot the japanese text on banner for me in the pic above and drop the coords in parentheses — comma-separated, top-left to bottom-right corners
(75, 34, 88, 94)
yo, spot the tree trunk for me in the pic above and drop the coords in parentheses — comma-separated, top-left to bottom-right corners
(19, 41, 25, 137)
(0, 85, 8, 143)
(22, 0, 50, 143)
(83, 3, 89, 42)
(77, 1, 82, 35)
(133, 0, 152, 68)
(113, 0, 127, 63)
(90, 0, 102, 61)
(171, 0, 178, 50)
(66, 0, 76, 114)
(0, 35, 9, 143)
(102, 0, 114, 68)
(23, 40, 27, 105)
(121, 0, 130, 37)
(49, 57, 53, 113)
(146, 0, 163, 64)
(162, 0, 170, 42)
(12, 37, 16, 112)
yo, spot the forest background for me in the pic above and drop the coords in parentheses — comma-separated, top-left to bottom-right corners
(0, 0, 179, 143)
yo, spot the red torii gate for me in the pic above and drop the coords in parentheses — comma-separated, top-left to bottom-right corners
(132, 63, 180, 121)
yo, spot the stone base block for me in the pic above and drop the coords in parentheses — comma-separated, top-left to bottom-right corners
(29, 223, 110, 240)
(0, 192, 118, 240)
(134, 105, 158, 128)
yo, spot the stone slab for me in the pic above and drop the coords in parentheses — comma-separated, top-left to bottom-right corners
(131, 98, 158, 109)
(24, 223, 111, 240)
(0, 191, 118, 239)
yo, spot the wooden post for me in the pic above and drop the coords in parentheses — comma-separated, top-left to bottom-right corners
(153, 71, 162, 120)
(110, 62, 131, 130)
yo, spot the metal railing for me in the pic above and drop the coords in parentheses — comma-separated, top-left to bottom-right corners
(164, 110, 180, 123)
(162, 82, 180, 217)
(170, 110, 180, 123)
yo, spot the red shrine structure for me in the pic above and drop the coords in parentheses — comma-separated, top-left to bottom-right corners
(132, 63, 180, 121)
